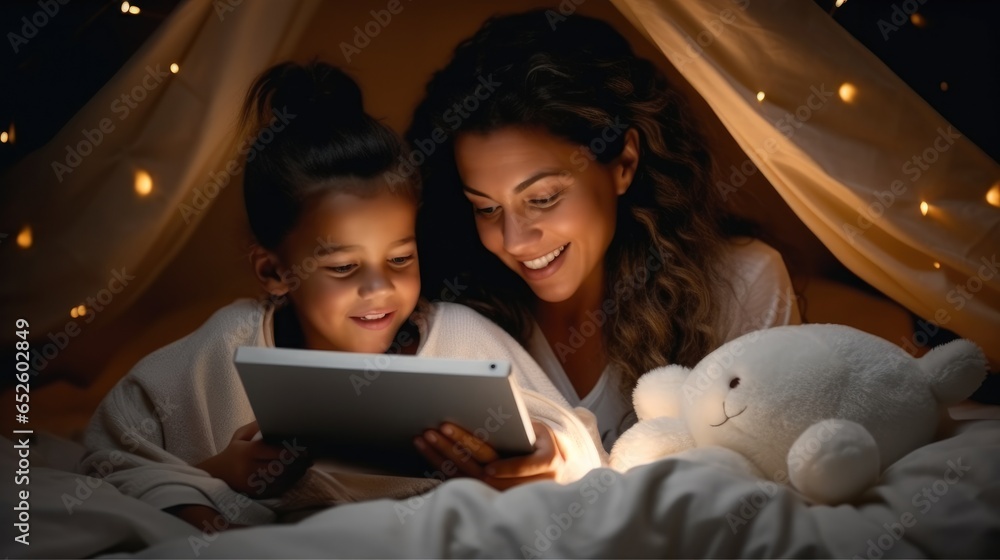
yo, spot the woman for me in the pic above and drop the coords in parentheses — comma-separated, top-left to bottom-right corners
(407, 10, 799, 460)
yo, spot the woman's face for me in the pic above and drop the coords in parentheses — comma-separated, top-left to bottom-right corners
(276, 189, 421, 353)
(455, 126, 636, 304)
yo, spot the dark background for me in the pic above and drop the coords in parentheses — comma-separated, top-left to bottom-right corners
(2, 0, 997, 171)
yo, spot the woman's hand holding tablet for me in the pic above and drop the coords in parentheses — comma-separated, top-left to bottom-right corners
(415, 420, 567, 490)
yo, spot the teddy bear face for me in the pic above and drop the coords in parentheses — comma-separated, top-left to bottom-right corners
(680, 328, 851, 477)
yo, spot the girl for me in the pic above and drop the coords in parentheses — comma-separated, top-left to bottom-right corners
(80, 61, 603, 531)
(407, 11, 800, 458)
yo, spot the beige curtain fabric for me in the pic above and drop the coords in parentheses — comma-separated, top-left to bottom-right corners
(0, 0, 319, 334)
(612, 0, 1000, 360)
(3, 0, 996, 362)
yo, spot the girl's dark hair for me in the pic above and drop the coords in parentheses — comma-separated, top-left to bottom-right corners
(240, 61, 418, 250)
(408, 11, 747, 394)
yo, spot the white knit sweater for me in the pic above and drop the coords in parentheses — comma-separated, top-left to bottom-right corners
(80, 300, 604, 525)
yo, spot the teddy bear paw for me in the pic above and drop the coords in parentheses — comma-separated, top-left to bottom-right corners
(787, 419, 879, 504)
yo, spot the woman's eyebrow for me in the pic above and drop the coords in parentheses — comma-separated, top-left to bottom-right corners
(462, 169, 565, 198)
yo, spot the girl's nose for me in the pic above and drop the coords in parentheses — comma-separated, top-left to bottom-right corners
(358, 268, 394, 299)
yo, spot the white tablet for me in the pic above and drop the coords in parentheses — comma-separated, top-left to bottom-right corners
(233, 346, 536, 476)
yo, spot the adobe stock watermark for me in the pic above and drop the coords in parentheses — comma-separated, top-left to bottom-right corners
(726, 420, 846, 533)
(552, 244, 675, 362)
(177, 106, 296, 224)
(897, 253, 998, 357)
(877, 0, 929, 41)
(681, 286, 798, 403)
(212, 0, 243, 21)
(384, 73, 502, 186)
(7, 0, 70, 54)
(68, 396, 179, 513)
(716, 83, 835, 201)
(188, 437, 309, 555)
(852, 456, 970, 559)
(666, 0, 750, 71)
(339, 0, 413, 63)
(520, 469, 618, 558)
(843, 126, 960, 244)
(52, 64, 171, 182)
(393, 406, 521, 523)
(546, 0, 586, 30)
(27, 267, 136, 374)
(569, 116, 628, 173)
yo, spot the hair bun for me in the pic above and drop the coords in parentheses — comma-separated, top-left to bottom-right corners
(241, 62, 367, 137)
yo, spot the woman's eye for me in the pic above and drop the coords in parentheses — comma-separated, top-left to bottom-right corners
(475, 206, 499, 216)
(389, 255, 414, 266)
(529, 191, 564, 208)
(326, 264, 356, 274)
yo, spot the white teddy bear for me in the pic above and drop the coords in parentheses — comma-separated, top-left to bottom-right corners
(609, 324, 988, 504)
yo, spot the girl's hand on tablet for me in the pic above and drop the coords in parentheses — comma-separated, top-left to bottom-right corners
(415, 420, 567, 490)
(196, 420, 312, 498)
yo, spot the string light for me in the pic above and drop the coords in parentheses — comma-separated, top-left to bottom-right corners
(835, 0, 846, 7)
(987, 183, 1000, 207)
(2, 123, 14, 144)
(78, 305, 87, 317)
(121, 1, 130, 12)
(940, 81, 949, 92)
(129, 5, 141, 14)
(134, 169, 153, 196)
(71, 307, 78, 318)
(0, 132, 7, 143)
(170, 63, 179, 74)
(910, 13, 926, 27)
(933, 262, 941, 269)
(756, 91, 765, 102)
(838, 82, 857, 103)
(16, 226, 32, 248)
(919, 201, 929, 216)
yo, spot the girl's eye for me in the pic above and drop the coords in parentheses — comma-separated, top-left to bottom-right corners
(326, 264, 356, 274)
(389, 255, 414, 266)
(475, 206, 499, 216)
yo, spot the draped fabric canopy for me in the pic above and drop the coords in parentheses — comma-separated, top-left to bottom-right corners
(611, 0, 999, 357)
(2, 0, 997, 363)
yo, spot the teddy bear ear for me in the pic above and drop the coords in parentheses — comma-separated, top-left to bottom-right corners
(917, 339, 988, 405)
(632, 365, 690, 421)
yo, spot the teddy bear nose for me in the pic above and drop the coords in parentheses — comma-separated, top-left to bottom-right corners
(729, 377, 740, 389)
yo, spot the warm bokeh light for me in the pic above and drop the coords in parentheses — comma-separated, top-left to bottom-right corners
(987, 183, 1000, 207)
(78, 305, 87, 316)
(16, 226, 32, 248)
(835, 0, 846, 6)
(940, 81, 949, 92)
(756, 91, 765, 102)
(71, 307, 78, 318)
(933, 262, 941, 269)
(910, 13, 926, 27)
(170, 63, 179, 74)
(128, 5, 140, 14)
(838, 82, 857, 103)
(920, 201, 929, 216)
(0, 131, 7, 143)
(135, 169, 153, 196)
(121, 1, 130, 12)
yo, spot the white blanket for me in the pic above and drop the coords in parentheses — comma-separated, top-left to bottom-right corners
(78, 299, 605, 526)
(126, 414, 1000, 558)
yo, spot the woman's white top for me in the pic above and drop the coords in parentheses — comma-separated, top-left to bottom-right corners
(526, 239, 801, 450)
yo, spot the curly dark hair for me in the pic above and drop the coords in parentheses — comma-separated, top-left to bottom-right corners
(406, 10, 746, 394)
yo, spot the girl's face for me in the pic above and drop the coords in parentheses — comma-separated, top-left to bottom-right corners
(455, 126, 637, 304)
(274, 190, 420, 353)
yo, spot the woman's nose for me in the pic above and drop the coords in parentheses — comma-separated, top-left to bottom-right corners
(502, 211, 541, 256)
